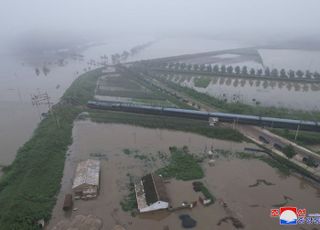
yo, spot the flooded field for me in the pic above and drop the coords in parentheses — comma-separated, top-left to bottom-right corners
(48, 121, 320, 230)
(3, 36, 320, 167)
(130, 38, 250, 61)
(166, 74, 320, 110)
(0, 55, 82, 165)
(259, 49, 320, 72)
(0, 37, 247, 167)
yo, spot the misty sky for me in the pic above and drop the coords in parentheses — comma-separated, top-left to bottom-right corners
(1, 0, 320, 46)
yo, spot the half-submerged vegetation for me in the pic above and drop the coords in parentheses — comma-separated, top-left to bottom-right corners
(156, 146, 204, 181)
(155, 77, 320, 121)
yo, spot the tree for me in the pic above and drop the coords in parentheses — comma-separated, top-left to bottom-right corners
(121, 50, 130, 60)
(241, 66, 248, 75)
(220, 65, 226, 74)
(283, 145, 296, 159)
(180, 63, 186, 70)
(264, 67, 270, 76)
(271, 68, 279, 78)
(42, 66, 50, 76)
(193, 64, 199, 71)
(200, 64, 206, 71)
(207, 65, 212, 72)
(249, 68, 255, 76)
(257, 69, 263, 76)
(213, 65, 219, 73)
(288, 70, 295, 79)
(234, 66, 241, 75)
(314, 72, 320, 80)
(187, 64, 192, 71)
(296, 70, 304, 79)
(174, 62, 181, 70)
(305, 70, 312, 79)
(35, 68, 40, 76)
(226, 66, 233, 75)
(280, 69, 287, 78)
(168, 63, 175, 69)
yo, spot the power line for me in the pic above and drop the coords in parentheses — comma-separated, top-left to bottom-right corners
(31, 90, 60, 128)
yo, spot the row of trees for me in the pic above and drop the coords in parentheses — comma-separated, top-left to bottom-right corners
(161, 62, 320, 81)
(111, 41, 154, 65)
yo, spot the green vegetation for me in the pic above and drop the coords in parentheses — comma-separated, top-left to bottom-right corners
(120, 183, 137, 213)
(0, 69, 102, 229)
(158, 77, 320, 121)
(96, 70, 175, 107)
(270, 128, 320, 146)
(303, 157, 318, 168)
(282, 145, 297, 159)
(121, 67, 194, 109)
(123, 148, 139, 155)
(217, 150, 291, 176)
(193, 181, 215, 203)
(120, 174, 137, 214)
(90, 110, 245, 142)
(132, 98, 174, 107)
(156, 147, 204, 180)
(96, 89, 166, 100)
(194, 77, 211, 88)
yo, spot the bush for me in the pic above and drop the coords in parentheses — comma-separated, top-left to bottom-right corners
(282, 145, 296, 158)
(156, 147, 204, 181)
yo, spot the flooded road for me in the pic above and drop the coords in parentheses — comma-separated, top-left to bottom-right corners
(48, 121, 320, 230)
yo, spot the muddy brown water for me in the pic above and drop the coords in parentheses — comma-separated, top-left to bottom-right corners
(47, 121, 320, 230)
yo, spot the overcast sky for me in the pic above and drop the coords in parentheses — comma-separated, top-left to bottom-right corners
(1, 0, 320, 47)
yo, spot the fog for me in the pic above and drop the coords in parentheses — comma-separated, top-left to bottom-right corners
(1, 0, 320, 52)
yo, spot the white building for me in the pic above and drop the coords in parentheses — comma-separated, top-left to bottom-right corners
(135, 173, 169, 213)
(72, 159, 100, 200)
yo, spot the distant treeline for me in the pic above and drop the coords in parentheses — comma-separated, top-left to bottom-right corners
(110, 41, 154, 64)
(150, 62, 320, 81)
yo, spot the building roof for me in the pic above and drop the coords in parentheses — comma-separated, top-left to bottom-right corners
(142, 174, 169, 205)
(72, 159, 100, 190)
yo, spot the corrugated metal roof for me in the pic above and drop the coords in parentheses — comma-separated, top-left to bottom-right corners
(72, 160, 100, 189)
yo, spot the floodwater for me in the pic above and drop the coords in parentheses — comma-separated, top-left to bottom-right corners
(130, 38, 250, 61)
(1, 36, 320, 169)
(0, 37, 247, 168)
(167, 74, 320, 110)
(0, 55, 81, 165)
(259, 49, 320, 72)
(48, 121, 320, 230)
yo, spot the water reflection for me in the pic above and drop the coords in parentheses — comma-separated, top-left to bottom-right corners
(164, 73, 320, 110)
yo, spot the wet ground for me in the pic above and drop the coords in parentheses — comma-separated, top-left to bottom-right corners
(48, 121, 320, 230)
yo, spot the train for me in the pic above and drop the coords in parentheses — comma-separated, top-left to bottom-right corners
(87, 100, 320, 132)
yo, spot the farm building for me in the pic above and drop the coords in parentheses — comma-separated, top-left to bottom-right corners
(72, 159, 100, 200)
(135, 173, 169, 213)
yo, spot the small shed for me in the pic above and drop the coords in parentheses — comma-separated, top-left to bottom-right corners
(72, 159, 100, 199)
(63, 194, 73, 211)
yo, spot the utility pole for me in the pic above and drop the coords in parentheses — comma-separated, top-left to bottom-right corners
(31, 90, 60, 128)
(294, 123, 300, 142)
